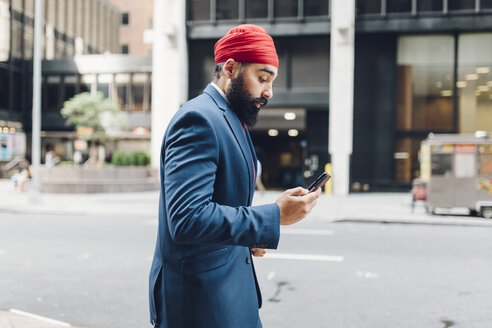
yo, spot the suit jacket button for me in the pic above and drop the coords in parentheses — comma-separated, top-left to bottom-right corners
(246, 257, 252, 264)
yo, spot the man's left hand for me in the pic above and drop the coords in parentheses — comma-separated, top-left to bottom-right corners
(251, 248, 266, 257)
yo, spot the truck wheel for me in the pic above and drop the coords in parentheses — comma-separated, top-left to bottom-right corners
(481, 207, 492, 219)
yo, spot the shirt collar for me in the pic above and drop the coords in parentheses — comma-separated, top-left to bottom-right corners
(211, 82, 228, 103)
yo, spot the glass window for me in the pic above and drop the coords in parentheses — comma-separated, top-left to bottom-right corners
(483, 0, 492, 9)
(457, 33, 492, 134)
(0, 67, 8, 109)
(217, 0, 238, 20)
(275, 0, 297, 17)
(449, 0, 475, 10)
(80, 74, 94, 93)
(396, 35, 455, 182)
(97, 74, 112, 99)
(304, 0, 329, 16)
(187, 0, 210, 21)
(12, 21, 23, 58)
(131, 73, 146, 111)
(387, 0, 412, 13)
(45, 75, 61, 113)
(121, 12, 129, 25)
(115, 74, 130, 111)
(357, 0, 381, 14)
(246, 0, 268, 19)
(12, 72, 21, 113)
(397, 35, 455, 131)
(63, 75, 77, 102)
(291, 38, 330, 89)
(24, 26, 34, 59)
(431, 153, 453, 176)
(417, 0, 443, 12)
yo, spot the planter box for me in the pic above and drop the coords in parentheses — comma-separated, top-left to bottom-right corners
(35, 166, 159, 193)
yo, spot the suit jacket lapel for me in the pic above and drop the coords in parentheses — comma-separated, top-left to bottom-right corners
(204, 84, 254, 202)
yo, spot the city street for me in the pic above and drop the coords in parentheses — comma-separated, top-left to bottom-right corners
(1, 189, 492, 327)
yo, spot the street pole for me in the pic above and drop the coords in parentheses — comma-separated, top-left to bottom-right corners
(30, 0, 42, 202)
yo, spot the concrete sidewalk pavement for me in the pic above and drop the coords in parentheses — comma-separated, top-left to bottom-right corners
(1, 179, 492, 227)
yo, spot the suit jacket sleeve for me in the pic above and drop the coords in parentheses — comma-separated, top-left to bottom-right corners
(163, 110, 280, 249)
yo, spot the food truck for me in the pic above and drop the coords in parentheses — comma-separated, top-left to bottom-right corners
(419, 132, 492, 218)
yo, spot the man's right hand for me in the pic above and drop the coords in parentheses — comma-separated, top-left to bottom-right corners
(275, 187, 321, 226)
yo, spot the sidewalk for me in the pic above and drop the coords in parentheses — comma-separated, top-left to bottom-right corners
(1, 178, 492, 227)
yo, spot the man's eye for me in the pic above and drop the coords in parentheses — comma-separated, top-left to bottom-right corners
(259, 77, 267, 83)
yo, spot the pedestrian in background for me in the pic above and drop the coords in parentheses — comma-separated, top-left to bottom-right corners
(149, 24, 321, 328)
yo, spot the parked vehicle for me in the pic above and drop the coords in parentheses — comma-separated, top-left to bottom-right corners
(418, 132, 492, 218)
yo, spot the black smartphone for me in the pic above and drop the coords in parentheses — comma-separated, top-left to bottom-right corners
(306, 172, 331, 192)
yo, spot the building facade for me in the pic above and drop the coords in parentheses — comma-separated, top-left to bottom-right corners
(0, 0, 120, 161)
(108, 0, 154, 55)
(185, 0, 492, 191)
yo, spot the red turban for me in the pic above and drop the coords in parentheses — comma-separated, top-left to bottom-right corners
(214, 24, 278, 68)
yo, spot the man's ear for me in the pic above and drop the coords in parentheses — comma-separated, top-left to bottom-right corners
(223, 59, 236, 79)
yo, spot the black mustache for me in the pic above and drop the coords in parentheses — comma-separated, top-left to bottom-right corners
(254, 97, 268, 107)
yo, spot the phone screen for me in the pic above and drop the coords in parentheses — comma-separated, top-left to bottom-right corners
(306, 172, 331, 192)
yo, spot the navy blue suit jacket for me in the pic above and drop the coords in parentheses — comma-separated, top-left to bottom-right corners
(149, 84, 281, 328)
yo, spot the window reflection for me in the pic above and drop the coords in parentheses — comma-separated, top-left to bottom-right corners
(448, 0, 475, 11)
(115, 73, 130, 111)
(457, 33, 492, 133)
(217, 0, 238, 20)
(395, 35, 455, 182)
(246, 0, 268, 19)
(275, 0, 297, 17)
(131, 73, 146, 112)
(417, 0, 443, 12)
(304, 0, 329, 16)
(387, 0, 412, 13)
(357, 0, 381, 14)
(187, 0, 210, 21)
(0, 67, 8, 109)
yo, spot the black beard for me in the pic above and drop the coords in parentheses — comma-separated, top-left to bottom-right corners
(226, 73, 268, 127)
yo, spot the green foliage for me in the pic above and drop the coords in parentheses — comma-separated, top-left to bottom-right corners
(61, 92, 128, 140)
(111, 151, 150, 166)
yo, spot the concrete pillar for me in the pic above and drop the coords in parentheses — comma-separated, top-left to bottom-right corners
(151, 0, 188, 169)
(329, 0, 355, 195)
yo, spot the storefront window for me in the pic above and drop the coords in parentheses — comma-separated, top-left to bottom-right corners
(417, 0, 443, 12)
(275, 0, 297, 17)
(457, 33, 492, 133)
(131, 73, 146, 111)
(217, 0, 238, 20)
(187, 0, 210, 21)
(246, 0, 268, 19)
(448, 0, 475, 11)
(387, 0, 412, 13)
(483, 0, 492, 9)
(97, 74, 112, 99)
(0, 67, 8, 109)
(356, 0, 381, 14)
(63, 75, 77, 102)
(45, 75, 61, 112)
(115, 73, 130, 111)
(395, 35, 455, 182)
(304, 0, 329, 16)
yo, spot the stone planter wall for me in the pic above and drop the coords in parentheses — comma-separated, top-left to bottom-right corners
(36, 166, 159, 193)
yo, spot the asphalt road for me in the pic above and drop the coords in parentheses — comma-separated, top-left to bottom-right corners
(1, 212, 492, 328)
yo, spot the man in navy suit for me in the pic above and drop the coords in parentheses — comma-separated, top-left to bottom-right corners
(149, 24, 321, 328)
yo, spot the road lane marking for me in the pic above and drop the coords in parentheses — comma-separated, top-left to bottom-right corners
(281, 228, 334, 236)
(9, 309, 71, 327)
(263, 253, 343, 262)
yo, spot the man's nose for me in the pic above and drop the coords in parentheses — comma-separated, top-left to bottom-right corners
(262, 85, 273, 99)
